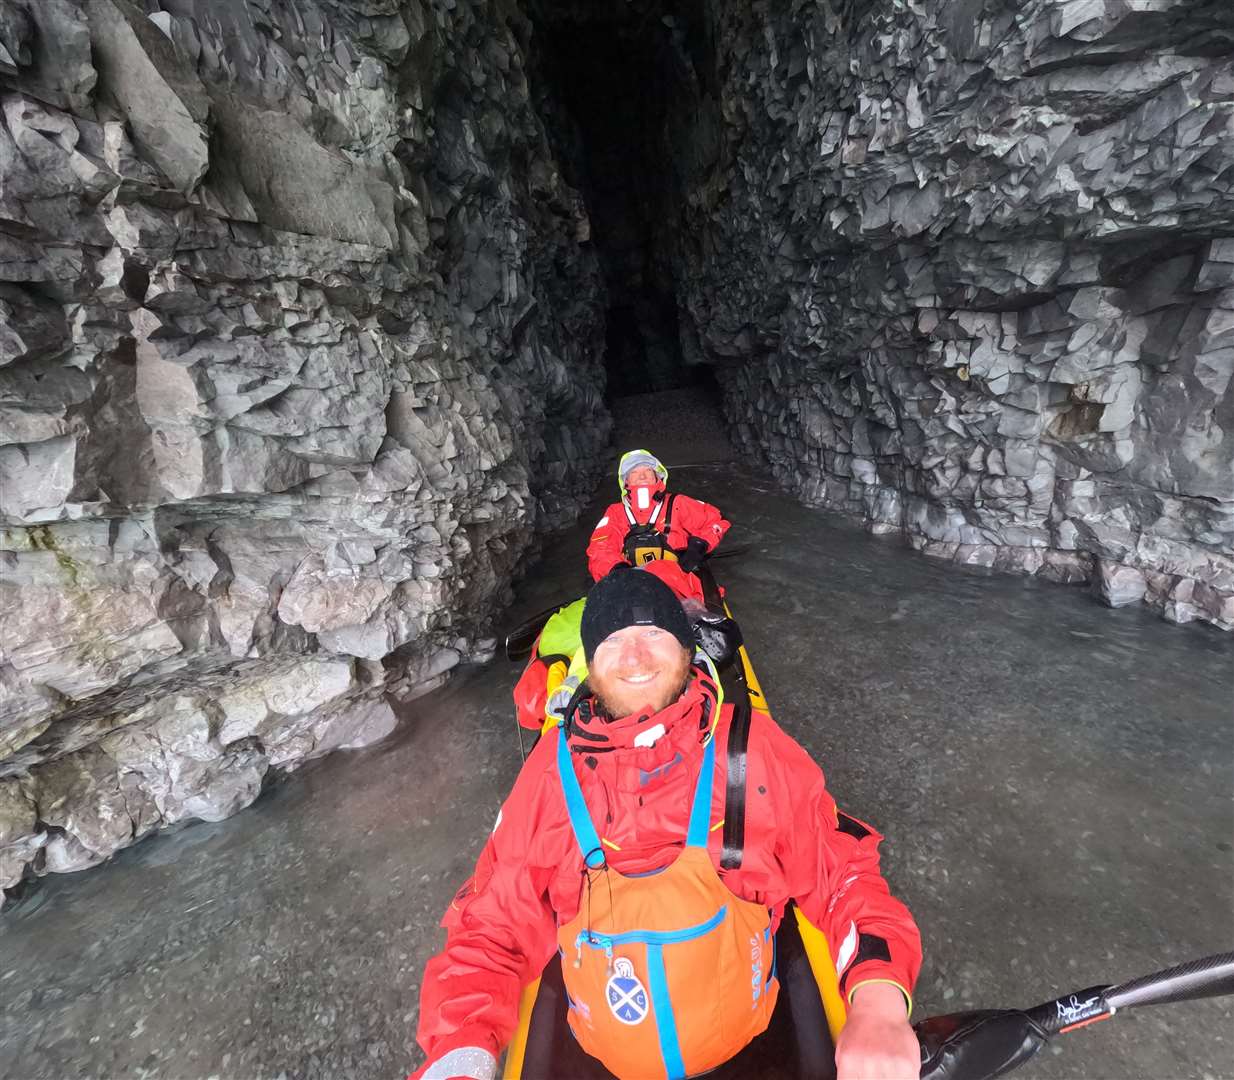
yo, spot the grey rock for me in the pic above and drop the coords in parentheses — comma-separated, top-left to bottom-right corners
(209, 94, 397, 249)
(85, 0, 210, 194)
(0, 778, 35, 847)
(668, 0, 1234, 631)
(26, 748, 140, 867)
(0, 283, 68, 368)
(1, 0, 95, 112)
(312, 695, 399, 755)
(169, 750, 267, 823)
(1093, 560, 1148, 608)
(0, 830, 44, 892)
(0, 2, 31, 76)
(216, 659, 355, 747)
(0, 777, 43, 890)
(0, 0, 609, 894)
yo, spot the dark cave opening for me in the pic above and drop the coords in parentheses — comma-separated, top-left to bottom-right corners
(528, 2, 712, 401)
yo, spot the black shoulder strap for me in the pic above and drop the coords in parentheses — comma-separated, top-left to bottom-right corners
(661, 492, 677, 537)
(720, 688, 752, 870)
(696, 560, 725, 616)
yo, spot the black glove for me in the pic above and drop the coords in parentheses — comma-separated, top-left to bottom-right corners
(691, 612, 743, 669)
(916, 1010, 1049, 1080)
(676, 536, 709, 574)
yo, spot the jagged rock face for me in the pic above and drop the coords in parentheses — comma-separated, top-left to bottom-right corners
(0, 0, 608, 897)
(673, 0, 1234, 629)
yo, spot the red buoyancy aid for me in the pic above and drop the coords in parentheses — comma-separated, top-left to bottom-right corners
(555, 727, 778, 1079)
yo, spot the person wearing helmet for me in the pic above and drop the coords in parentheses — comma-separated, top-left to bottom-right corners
(586, 450, 731, 581)
(412, 569, 921, 1080)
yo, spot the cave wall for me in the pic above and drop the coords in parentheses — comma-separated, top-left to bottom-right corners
(674, 0, 1234, 629)
(529, 2, 699, 394)
(0, 0, 607, 896)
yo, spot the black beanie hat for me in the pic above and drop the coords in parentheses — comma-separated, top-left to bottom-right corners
(581, 568, 695, 662)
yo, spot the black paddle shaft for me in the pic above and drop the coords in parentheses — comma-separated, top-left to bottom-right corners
(1021, 950, 1234, 1036)
(1105, 950, 1234, 1011)
(917, 951, 1234, 1080)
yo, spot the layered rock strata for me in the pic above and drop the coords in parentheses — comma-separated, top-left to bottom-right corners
(675, 0, 1234, 629)
(0, 0, 607, 898)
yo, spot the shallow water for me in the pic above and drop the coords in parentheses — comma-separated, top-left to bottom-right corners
(2, 441, 1231, 1080)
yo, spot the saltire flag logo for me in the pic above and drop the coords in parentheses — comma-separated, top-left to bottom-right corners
(605, 957, 649, 1025)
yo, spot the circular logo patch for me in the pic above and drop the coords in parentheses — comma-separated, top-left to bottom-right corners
(605, 957, 649, 1025)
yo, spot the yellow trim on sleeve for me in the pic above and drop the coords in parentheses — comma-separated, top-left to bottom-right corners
(601, 837, 622, 851)
(846, 977, 913, 1017)
(709, 818, 725, 832)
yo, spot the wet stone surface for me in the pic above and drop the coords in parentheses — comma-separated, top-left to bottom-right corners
(1, 460, 1231, 1080)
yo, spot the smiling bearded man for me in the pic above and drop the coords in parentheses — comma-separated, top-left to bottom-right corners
(413, 568, 922, 1080)
(582, 567, 696, 720)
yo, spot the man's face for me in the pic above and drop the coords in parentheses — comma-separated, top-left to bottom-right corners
(624, 465, 659, 489)
(589, 624, 692, 719)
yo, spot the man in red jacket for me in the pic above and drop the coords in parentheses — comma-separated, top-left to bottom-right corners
(586, 450, 730, 581)
(414, 570, 922, 1080)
